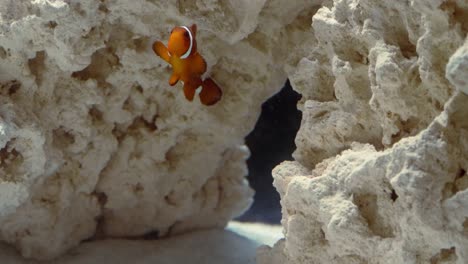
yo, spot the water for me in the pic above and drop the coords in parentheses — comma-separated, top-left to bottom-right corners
(236, 80, 302, 224)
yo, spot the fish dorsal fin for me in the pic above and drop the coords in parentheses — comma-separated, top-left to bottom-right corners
(191, 24, 197, 38)
(180, 26, 193, 59)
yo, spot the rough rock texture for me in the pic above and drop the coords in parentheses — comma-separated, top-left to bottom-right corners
(0, 0, 300, 260)
(2, 0, 467, 262)
(260, 0, 468, 263)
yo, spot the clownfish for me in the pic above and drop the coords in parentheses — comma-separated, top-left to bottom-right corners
(152, 24, 222, 106)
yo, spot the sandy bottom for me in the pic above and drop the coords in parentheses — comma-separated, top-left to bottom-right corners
(0, 222, 283, 263)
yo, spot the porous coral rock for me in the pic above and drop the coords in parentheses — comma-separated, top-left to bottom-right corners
(0, 0, 297, 259)
(260, 0, 468, 263)
(2, 0, 467, 261)
(447, 37, 468, 95)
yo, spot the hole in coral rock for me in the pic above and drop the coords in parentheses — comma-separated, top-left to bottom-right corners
(47, 21, 57, 29)
(463, 218, 468, 237)
(0, 140, 23, 182)
(28, 50, 46, 86)
(52, 127, 76, 148)
(441, 0, 468, 33)
(390, 189, 398, 202)
(236, 80, 302, 224)
(89, 106, 104, 124)
(132, 37, 150, 53)
(0, 80, 21, 96)
(0, 46, 7, 59)
(133, 182, 144, 193)
(430, 247, 457, 263)
(0, 144, 18, 164)
(135, 84, 144, 94)
(8, 81, 21, 95)
(390, 116, 420, 145)
(128, 116, 158, 133)
(94, 191, 108, 206)
(84, 191, 109, 241)
(382, 24, 416, 59)
(71, 47, 120, 88)
(112, 126, 125, 143)
(122, 97, 132, 111)
(164, 193, 178, 206)
(398, 38, 416, 59)
(428, 97, 444, 112)
(98, 3, 109, 13)
(442, 167, 468, 199)
(353, 192, 395, 238)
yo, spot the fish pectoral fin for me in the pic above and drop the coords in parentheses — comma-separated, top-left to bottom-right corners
(199, 78, 222, 106)
(153, 41, 171, 62)
(183, 82, 197, 101)
(169, 73, 180, 86)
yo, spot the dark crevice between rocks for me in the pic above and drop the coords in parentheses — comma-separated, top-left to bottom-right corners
(430, 247, 457, 264)
(384, 187, 399, 202)
(84, 191, 108, 242)
(390, 188, 398, 202)
(390, 116, 420, 145)
(394, 31, 417, 60)
(378, 6, 417, 60)
(236, 80, 301, 224)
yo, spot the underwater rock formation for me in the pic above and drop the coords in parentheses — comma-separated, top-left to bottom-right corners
(259, 0, 468, 263)
(0, 0, 293, 259)
(1, 0, 467, 262)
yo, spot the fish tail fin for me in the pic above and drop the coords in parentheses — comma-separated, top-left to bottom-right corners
(199, 78, 222, 106)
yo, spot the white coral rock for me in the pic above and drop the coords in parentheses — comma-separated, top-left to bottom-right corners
(261, 0, 468, 263)
(447, 38, 468, 95)
(0, 0, 298, 259)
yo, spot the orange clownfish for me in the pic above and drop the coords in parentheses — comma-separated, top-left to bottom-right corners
(152, 24, 222, 106)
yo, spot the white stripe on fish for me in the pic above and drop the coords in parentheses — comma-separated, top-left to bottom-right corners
(180, 26, 193, 59)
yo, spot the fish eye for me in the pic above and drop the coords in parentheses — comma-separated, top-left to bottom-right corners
(184, 31, 189, 38)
